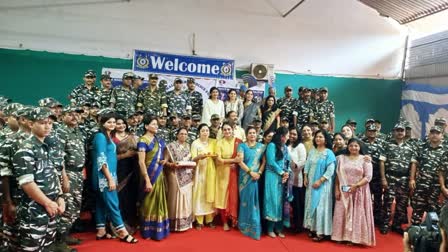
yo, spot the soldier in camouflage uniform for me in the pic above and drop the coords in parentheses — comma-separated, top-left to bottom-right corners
(411, 126, 446, 225)
(56, 106, 86, 246)
(69, 70, 100, 107)
(361, 124, 385, 225)
(98, 72, 113, 108)
(155, 113, 170, 143)
(0, 107, 32, 251)
(169, 114, 197, 144)
(314, 87, 335, 132)
(295, 87, 315, 129)
(277, 86, 297, 128)
(127, 110, 140, 135)
(434, 118, 447, 144)
(137, 74, 168, 116)
(0, 103, 23, 143)
(191, 114, 201, 132)
(374, 119, 387, 141)
(167, 78, 192, 116)
(209, 114, 221, 139)
(379, 123, 417, 234)
(185, 78, 203, 116)
(13, 107, 65, 251)
(110, 72, 138, 118)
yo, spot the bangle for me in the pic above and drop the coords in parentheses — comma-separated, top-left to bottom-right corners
(247, 170, 251, 175)
(258, 171, 262, 175)
(320, 177, 325, 183)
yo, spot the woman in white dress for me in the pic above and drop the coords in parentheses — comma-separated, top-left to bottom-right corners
(201, 87, 225, 125)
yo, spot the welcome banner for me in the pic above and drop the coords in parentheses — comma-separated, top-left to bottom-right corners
(400, 83, 448, 138)
(132, 50, 235, 80)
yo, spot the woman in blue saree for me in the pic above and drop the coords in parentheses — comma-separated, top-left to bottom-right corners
(92, 112, 138, 243)
(303, 130, 336, 242)
(237, 126, 266, 240)
(137, 115, 169, 240)
(263, 127, 291, 238)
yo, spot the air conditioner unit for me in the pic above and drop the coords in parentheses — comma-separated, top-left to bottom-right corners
(251, 63, 274, 81)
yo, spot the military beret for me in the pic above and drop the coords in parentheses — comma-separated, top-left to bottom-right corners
(122, 72, 135, 79)
(29, 107, 53, 121)
(430, 126, 443, 133)
(4, 103, 24, 117)
(149, 73, 158, 79)
(211, 114, 220, 120)
(192, 114, 201, 121)
(84, 70, 96, 78)
(366, 124, 377, 131)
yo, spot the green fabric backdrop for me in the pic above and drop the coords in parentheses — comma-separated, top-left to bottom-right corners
(0, 48, 403, 131)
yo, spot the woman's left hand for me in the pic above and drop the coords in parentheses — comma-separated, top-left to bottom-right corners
(349, 184, 358, 193)
(312, 180, 322, 189)
(250, 172, 260, 181)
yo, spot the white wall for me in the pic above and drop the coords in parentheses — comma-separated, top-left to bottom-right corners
(0, 0, 406, 78)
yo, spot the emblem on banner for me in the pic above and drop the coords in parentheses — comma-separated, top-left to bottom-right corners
(220, 63, 233, 76)
(136, 55, 150, 69)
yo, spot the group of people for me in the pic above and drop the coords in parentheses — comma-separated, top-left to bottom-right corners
(0, 69, 447, 252)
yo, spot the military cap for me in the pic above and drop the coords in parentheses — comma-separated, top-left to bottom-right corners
(435, 117, 447, 125)
(320, 119, 328, 124)
(101, 71, 112, 80)
(38, 97, 56, 108)
(182, 114, 191, 119)
(309, 119, 319, 125)
(393, 123, 405, 130)
(174, 78, 183, 84)
(284, 86, 292, 91)
(63, 106, 84, 114)
(169, 113, 180, 119)
(319, 87, 329, 93)
(281, 117, 289, 122)
(0, 96, 11, 106)
(14, 106, 33, 118)
(240, 84, 248, 92)
(28, 107, 53, 121)
(122, 72, 135, 79)
(374, 119, 381, 124)
(346, 119, 357, 125)
(84, 70, 96, 78)
(4, 103, 24, 116)
(149, 73, 159, 79)
(211, 114, 220, 120)
(157, 111, 167, 118)
(134, 75, 144, 80)
(365, 118, 375, 124)
(191, 114, 201, 121)
(404, 121, 412, 129)
(98, 108, 115, 116)
(430, 126, 443, 133)
(187, 77, 195, 83)
(302, 87, 311, 92)
(366, 124, 377, 131)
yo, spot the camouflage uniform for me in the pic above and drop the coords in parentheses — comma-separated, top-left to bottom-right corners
(411, 141, 446, 224)
(98, 87, 112, 108)
(166, 90, 191, 116)
(314, 100, 335, 125)
(69, 84, 100, 107)
(156, 126, 171, 144)
(379, 139, 416, 231)
(137, 87, 168, 116)
(362, 136, 385, 224)
(110, 86, 138, 117)
(209, 126, 219, 140)
(0, 130, 30, 250)
(295, 99, 315, 128)
(13, 134, 61, 251)
(185, 90, 203, 116)
(56, 123, 86, 235)
(277, 97, 297, 123)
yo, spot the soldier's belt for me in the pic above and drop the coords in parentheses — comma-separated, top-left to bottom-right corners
(386, 170, 409, 177)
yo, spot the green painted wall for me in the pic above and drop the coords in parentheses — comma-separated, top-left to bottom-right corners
(0, 48, 403, 131)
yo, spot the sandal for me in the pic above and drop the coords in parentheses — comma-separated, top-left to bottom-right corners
(96, 233, 115, 240)
(307, 231, 315, 238)
(207, 222, 216, 229)
(195, 224, 204, 230)
(312, 235, 325, 242)
(120, 234, 138, 244)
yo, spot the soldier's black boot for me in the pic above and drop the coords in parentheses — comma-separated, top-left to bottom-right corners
(63, 233, 82, 246)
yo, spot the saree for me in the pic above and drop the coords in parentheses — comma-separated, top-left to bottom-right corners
(237, 142, 265, 240)
(137, 135, 169, 240)
(166, 142, 194, 232)
(215, 137, 242, 225)
(241, 102, 259, 130)
(261, 108, 281, 133)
